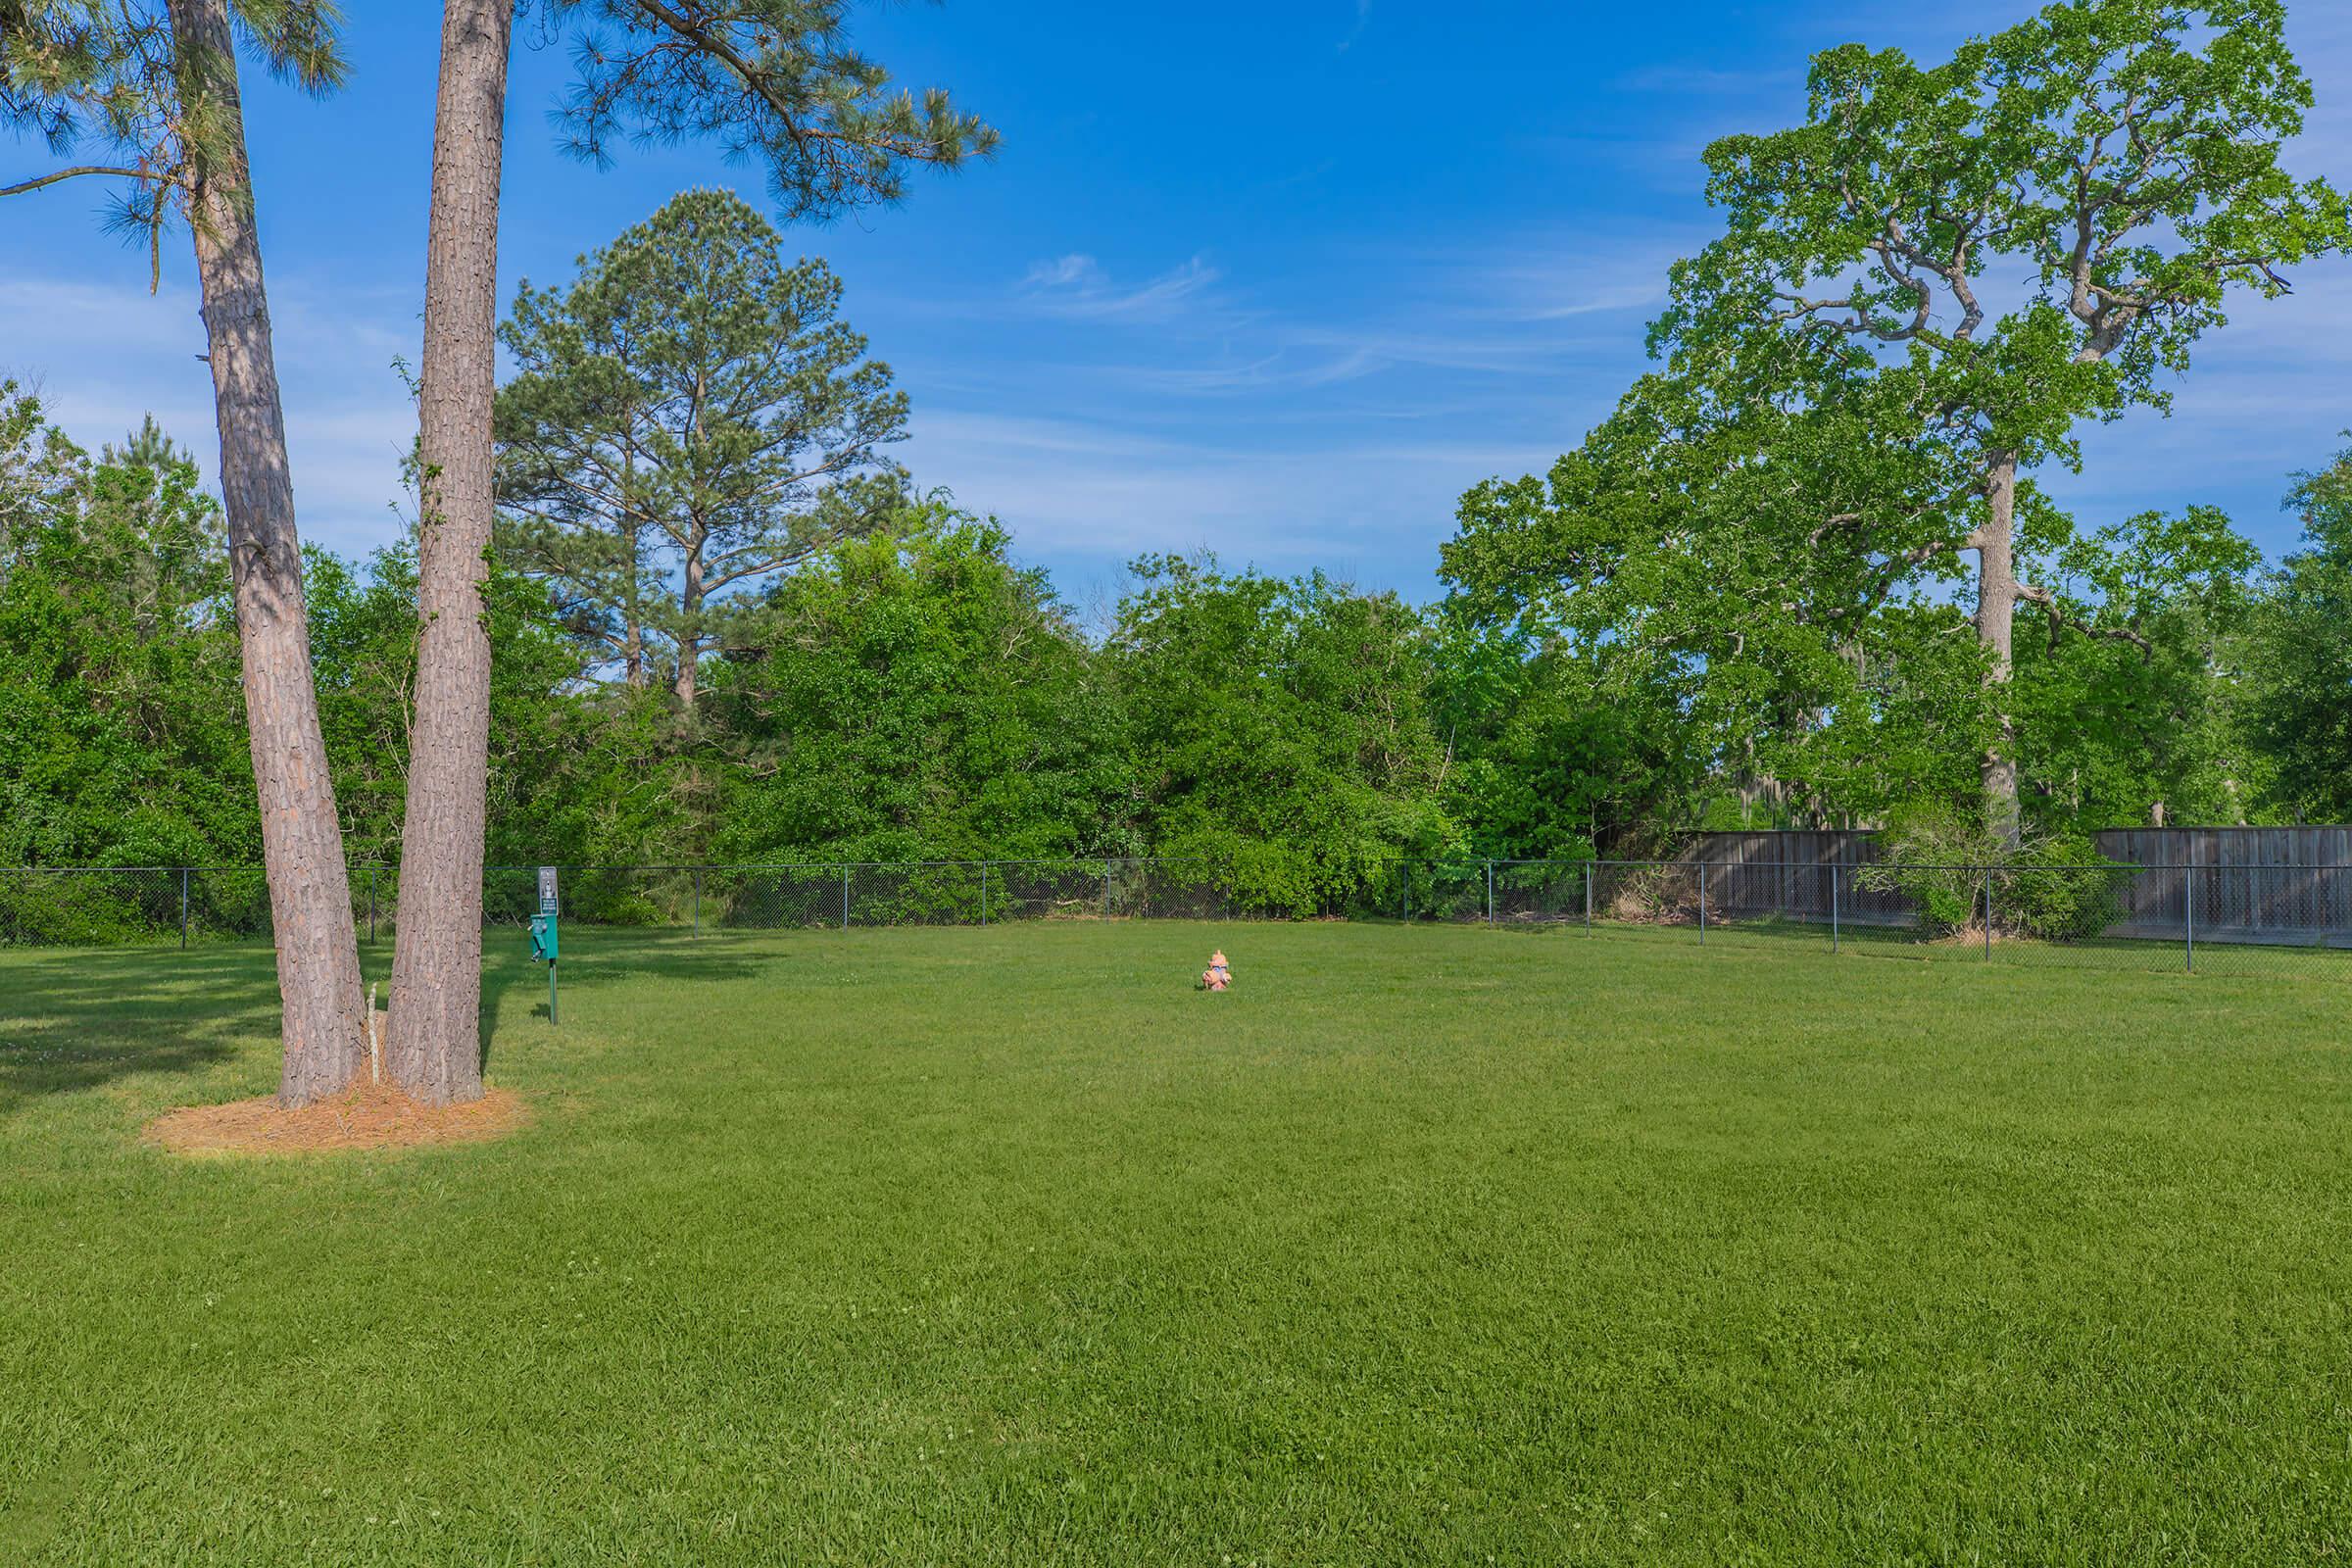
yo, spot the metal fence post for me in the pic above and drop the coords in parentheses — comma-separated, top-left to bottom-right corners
(980, 861, 989, 926)
(1831, 864, 1839, 955)
(1103, 859, 1113, 919)
(1485, 860, 1494, 925)
(1698, 861, 1707, 946)
(178, 867, 189, 951)
(693, 868, 702, 939)
(1583, 863, 1592, 933)
(1984, 867, 1993, 961)
(2185, 863, 2195, 973)
(841, 863, 850, 930)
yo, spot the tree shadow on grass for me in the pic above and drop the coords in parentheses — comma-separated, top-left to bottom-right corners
(0, 946, 281, 1117)
(475, 927, 778, 1076)
(0, 929, 794, 1108)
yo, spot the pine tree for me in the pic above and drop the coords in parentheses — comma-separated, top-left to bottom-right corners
(102, 412, 195, 471)
(391, 0, 995, 1102)
(2, 0, 371, 1105)
(496, 188, 909, 708)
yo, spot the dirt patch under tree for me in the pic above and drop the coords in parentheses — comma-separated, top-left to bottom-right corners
(145, 1081, 527, 1155)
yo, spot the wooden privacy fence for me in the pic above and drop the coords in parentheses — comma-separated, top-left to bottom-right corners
(2092, 827, 2352, 943)
(1690, 826, 2352, 944)
(1689, 830, 1886, 925)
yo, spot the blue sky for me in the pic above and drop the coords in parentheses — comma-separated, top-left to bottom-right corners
(4, 0, 2349, 608)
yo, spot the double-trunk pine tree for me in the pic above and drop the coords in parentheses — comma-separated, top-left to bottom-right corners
(3, 1, 368, 1104)
(390, 0, 993, 1102)
(1654, 0, 2349, 843)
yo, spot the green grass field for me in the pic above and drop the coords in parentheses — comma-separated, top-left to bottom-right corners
(2, 922, 2349, 1564)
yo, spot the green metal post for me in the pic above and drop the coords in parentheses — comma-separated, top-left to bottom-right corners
(2185, 863, 2195, 973)
(179, 867, 189, 951)
(1698, 861, 1707, 946)
(1984, 868, 1993, 961)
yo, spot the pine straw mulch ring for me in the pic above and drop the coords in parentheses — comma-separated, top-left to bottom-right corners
(145, 1079, 527, 1155)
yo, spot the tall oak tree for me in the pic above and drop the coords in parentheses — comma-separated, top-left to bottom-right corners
(1653, 0, 2348, 840)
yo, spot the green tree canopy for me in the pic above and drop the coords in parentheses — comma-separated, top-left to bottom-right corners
(496, 187, 909, 708)
(1651, 0, 2349, 838)
(2242, 442, 2352, 822)
(1111, 556, 1457, 914)
(0, 386, 253, 865)
(707, 501, 1130, 863)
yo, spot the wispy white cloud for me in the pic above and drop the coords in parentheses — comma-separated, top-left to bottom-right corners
(992, 228, 1676, 408)
(0, 268, 421, 559)
(1020, 254, 1227, 324)
(1115, 348, 1383, 396)
(1022, 253, 1099, 289)
(1615, 63, 1799, 96)
(1444, 237, 1684, 323)
(905, 407, 1544, 590)
(1337, 0, 1372, 54)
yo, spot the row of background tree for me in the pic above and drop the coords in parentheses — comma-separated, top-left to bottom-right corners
(10, 0, 2339, 1110)
(8, 180, 2352, 910)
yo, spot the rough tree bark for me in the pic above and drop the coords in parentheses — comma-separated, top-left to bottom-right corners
(671, 537, 703, 709)
(622, 442, 647, 687)
(388, 0, 514, 1105)
(1971, 451, 2023, 848)
(167, 0, 368, 1105)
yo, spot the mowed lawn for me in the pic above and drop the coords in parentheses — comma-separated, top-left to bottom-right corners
(2, 922, 2349, 1565)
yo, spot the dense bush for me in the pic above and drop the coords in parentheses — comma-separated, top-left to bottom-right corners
(2001, 836, 2131, 942)
(1851, 804, 1998, 937)
(1853, 805, 2130, 942)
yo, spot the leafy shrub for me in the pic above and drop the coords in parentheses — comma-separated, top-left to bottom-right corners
(1852, 803, 1998, 937)
(1854, 805, 2130, 941)
(2002, 835, 2129, 941)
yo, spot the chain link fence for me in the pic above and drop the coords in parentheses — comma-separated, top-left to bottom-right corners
(2, 858, 2346, 981)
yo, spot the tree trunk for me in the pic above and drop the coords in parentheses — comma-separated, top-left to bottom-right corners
(168, 0, 368, 1106)
(622, 443, 646, 687)
(388, 0, 514, 1105)
(1974, 452, 2022, 848)
(672, 534, 703, 709)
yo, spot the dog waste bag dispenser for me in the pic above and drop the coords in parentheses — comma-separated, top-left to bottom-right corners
(530, 865, 559, 1024)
